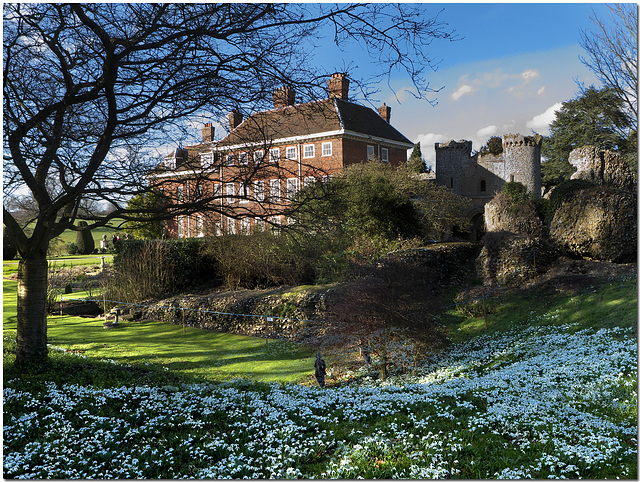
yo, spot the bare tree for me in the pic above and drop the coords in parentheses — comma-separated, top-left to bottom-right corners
(3, 3, 456, 365)
(579, 4, 638, 129)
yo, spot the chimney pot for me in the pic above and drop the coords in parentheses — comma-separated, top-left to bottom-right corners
(201, 122, 215, 142)
(328, 72, 349, 100)
(229, 110, 243, 130)
(378, 103, 391, 123)
(273, 86, 296, 108)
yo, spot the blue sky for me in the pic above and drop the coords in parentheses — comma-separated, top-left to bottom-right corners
(175, 3, 616, 167)
(323, 3, 611, 167)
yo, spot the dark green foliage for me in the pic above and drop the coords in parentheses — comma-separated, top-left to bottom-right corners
(501, 181, 531, 206)
(477, 136, 504, 156)
(407, 143, 427, 173)
(123, 191, 166, 239)
(75, 221, 95, 255)
(541, 158, 576, 189)
(3, 230, 18, 260)
(293, 163, 423, 244)
(201, 232, 316, 290)
(542, 87, 634, 179)
(66, 243, 79, 255)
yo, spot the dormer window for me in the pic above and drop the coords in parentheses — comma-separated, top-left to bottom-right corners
(165, 156, 176, 170)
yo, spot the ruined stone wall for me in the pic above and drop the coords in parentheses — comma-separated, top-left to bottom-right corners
(569, 145, 637, 191)
(434, 140, 472, 196)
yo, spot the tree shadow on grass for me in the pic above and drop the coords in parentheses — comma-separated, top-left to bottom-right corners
(45, 317, 315, 382)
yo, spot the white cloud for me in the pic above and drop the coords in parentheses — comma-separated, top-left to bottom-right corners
(414, 132, 448, 168)
(520, 69, 540, 84)
(525, 102, 562, 135)
(476, 125, 499, 138)
(537, 86, 546, 96)
(451, 84, 475, 101)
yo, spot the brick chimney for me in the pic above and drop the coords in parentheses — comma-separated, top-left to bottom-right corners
(273, 86, 295, 108)
(328, 72, 349, 100)
(229, 109, 243, 130)
(201, 122, 214, 142)
(378, 103, 391, 123)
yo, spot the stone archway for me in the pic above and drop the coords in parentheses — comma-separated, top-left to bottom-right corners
(469, 212, 485, 241)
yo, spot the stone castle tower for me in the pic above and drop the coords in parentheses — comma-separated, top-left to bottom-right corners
(435, 133, 542, 202)
(434, 133, 542, 240)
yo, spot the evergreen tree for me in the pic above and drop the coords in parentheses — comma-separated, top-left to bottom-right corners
(123, 191, 166, 239)
(543, 87, 631, 163)
(75, 221, 95, 255)
(477, 136, 503, 156)
(408, 143, 427, 173)
(541, 86, 636, 188)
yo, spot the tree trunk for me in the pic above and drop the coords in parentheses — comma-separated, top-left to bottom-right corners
(15, 255, 49, 365)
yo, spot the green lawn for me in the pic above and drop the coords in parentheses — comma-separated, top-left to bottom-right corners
(3, 259, 314, 384)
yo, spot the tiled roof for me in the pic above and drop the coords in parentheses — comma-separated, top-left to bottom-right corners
(216, 98, 412, 148)
(334, 99, 412, 145)
(153, 97, 413, 174)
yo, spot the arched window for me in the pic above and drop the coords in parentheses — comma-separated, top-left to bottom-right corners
(480, 179, 486, 192)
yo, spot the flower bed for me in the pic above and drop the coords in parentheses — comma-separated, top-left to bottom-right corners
(4, 322, 636, 479)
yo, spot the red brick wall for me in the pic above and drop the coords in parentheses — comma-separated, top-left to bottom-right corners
(154, 135, 409, 238)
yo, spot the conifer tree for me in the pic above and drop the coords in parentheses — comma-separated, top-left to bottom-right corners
(75, 221, 95, 255)
(408, 143, 427, 173)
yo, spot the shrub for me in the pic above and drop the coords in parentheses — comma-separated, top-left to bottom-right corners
(201, 232, 315, 290)
(75, 221, 95, 255)
(107, 238, 216, 303)
(324, 256, 448, 378)
(501, 181, 531, 207)
(66, 243, 79, 255)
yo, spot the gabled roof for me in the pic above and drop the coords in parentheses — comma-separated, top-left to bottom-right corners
(333, 99, 412, 145)
(215, 98, 413, 149)
(151, 96, 413, 176)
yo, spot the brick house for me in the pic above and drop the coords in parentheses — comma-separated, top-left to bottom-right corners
(150, 73, 414, 237)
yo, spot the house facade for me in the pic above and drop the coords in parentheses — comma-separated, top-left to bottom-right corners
(149, 73, 414, 238)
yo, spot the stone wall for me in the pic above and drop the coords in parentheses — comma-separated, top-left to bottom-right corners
(569, 145, 637, 192)
(483, 193, 544, 237)
(476, 233, 561, 286)
(549, 186, 637, 263)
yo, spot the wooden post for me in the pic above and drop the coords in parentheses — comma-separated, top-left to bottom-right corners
(182, 306, 185, 334)
(103, 292, 107, 322)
